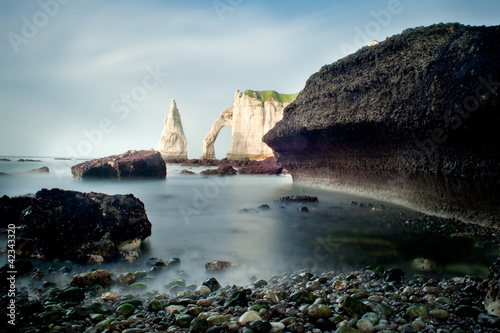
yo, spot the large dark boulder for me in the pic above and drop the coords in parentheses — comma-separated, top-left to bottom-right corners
(264, 23, 500, 227)
(71, 150, 166, 179)
(0, 188, 152, 262)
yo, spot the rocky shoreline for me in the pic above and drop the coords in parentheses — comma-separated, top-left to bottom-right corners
(2, 256, 500, 333)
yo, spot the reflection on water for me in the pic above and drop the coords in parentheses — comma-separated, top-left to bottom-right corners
(0, 157, 498, 286)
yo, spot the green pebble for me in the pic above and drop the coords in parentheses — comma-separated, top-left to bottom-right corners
(148, 299, 163, 312)
(190, 317, 209, 333)
(254, 279, 268, 288)
(430, 309, 449, 319)
(116, 303, 135, 317)
(176, 313, 194, 328)
(129, 282, 147, 290)
(290, 290, 315, 304)
(406, 305, 429, 319)
(362, 312, 379, 325)
(95, 317, 117, 330)
(90, 313, 105, 322)
(249, 304, 269, 312)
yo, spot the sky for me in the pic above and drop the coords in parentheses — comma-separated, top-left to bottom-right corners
(0, 0, 499, 159)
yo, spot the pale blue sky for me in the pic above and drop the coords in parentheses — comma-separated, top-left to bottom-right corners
(1, 0, 499, 158)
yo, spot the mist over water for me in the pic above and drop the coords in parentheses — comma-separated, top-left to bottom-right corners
(1, 157, 498, 287)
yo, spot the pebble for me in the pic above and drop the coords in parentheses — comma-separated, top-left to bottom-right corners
(11, 263, 497, 333)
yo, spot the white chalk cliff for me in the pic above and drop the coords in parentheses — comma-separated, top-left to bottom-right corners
(202, 90, 297, 160)
(157, 100, 188, 160)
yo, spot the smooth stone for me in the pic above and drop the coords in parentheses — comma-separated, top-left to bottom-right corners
(196, 285, 212, 297)
(207, 315, 229, 326)
(406, 305, 429, 319)
(430, 309, 449, 320)
(148, 299, 163, 311)
(190, 317, 210, 333)
(478, 313, 500, 328)
(116, 303, 135, 317)
(238, 310, 262, 326)
(176, 313, 195, 328)
(308, 304, 332, 318)
(367, 295, 383, 303)
(362, 312, 379, 325)
(356, 318, 374, 333)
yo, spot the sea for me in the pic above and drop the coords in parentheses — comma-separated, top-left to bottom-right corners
(0, 156, 498, 287)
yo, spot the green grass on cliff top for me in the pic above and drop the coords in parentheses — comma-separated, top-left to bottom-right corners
(244, 90, 298, 103)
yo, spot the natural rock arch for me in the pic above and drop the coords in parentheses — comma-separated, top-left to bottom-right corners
(201, 90, 296, 160)
(202, 106, 233, 159)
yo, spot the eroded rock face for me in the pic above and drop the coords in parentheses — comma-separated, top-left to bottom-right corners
(71, 150, 166, 179)
(157, 100, 188, 161)
(264, 23, 500, 227)
(202, 90, 296, 160)
(0, 188, 152, 262)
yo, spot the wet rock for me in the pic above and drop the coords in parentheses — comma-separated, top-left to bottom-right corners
(307, 303, 332, 318)
(406, 305, 429, 319)
(70, 269, 111, 288)
(190, 317, 210, 333)
(3, 188, 151, 262)
(276, 195, 319, 203)
(339, 296, 369, 318)
(116, 303, 136, 317)
(238, 310, 262, 326)
(117, 272, 136, 284)
(455, 304, 482, 317)
(299, 206, 309, 212)
(478, 313, 500, 328)
(429, 309, 449, 320)
(55, 286, 85, 303)
(200, 164, 237, 176)
(71, 150, 166, 179)
(205, 260, 232, 271)
(180, 169, 196, 175)
(290, 290, 315, 304)
(225, 289, 251, 307)
(203, 277, 222, 292)
(176, 313, 195, 328)
(383, 268, 404, 283)
(29, 166, 50, 173)
(238, 156, 283, 175)
(356, 318, 374, 333)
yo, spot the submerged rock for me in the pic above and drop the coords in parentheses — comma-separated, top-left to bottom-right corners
(276, 195, 319, 203)
(205, 260, 232, 271)
(200, 165, 237, 176)
(71, 150, 166, 179)
(238, 156, 283, 175)
(28, 166, 50, 173)
(0, 188, 152, 262)
(264, 23, 500, 227)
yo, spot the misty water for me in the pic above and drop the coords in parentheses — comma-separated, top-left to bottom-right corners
(1, 157, 498, 287)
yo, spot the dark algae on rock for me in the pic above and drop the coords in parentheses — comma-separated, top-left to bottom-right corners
(264, 23, 500, 227)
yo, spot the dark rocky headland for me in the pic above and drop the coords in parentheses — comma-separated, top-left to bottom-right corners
(264, 23, 500, 227)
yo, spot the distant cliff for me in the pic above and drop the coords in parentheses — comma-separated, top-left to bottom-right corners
(264, 23, 500, 227)
(202, 90, 297, 160)
(157, 100, 188, 161)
